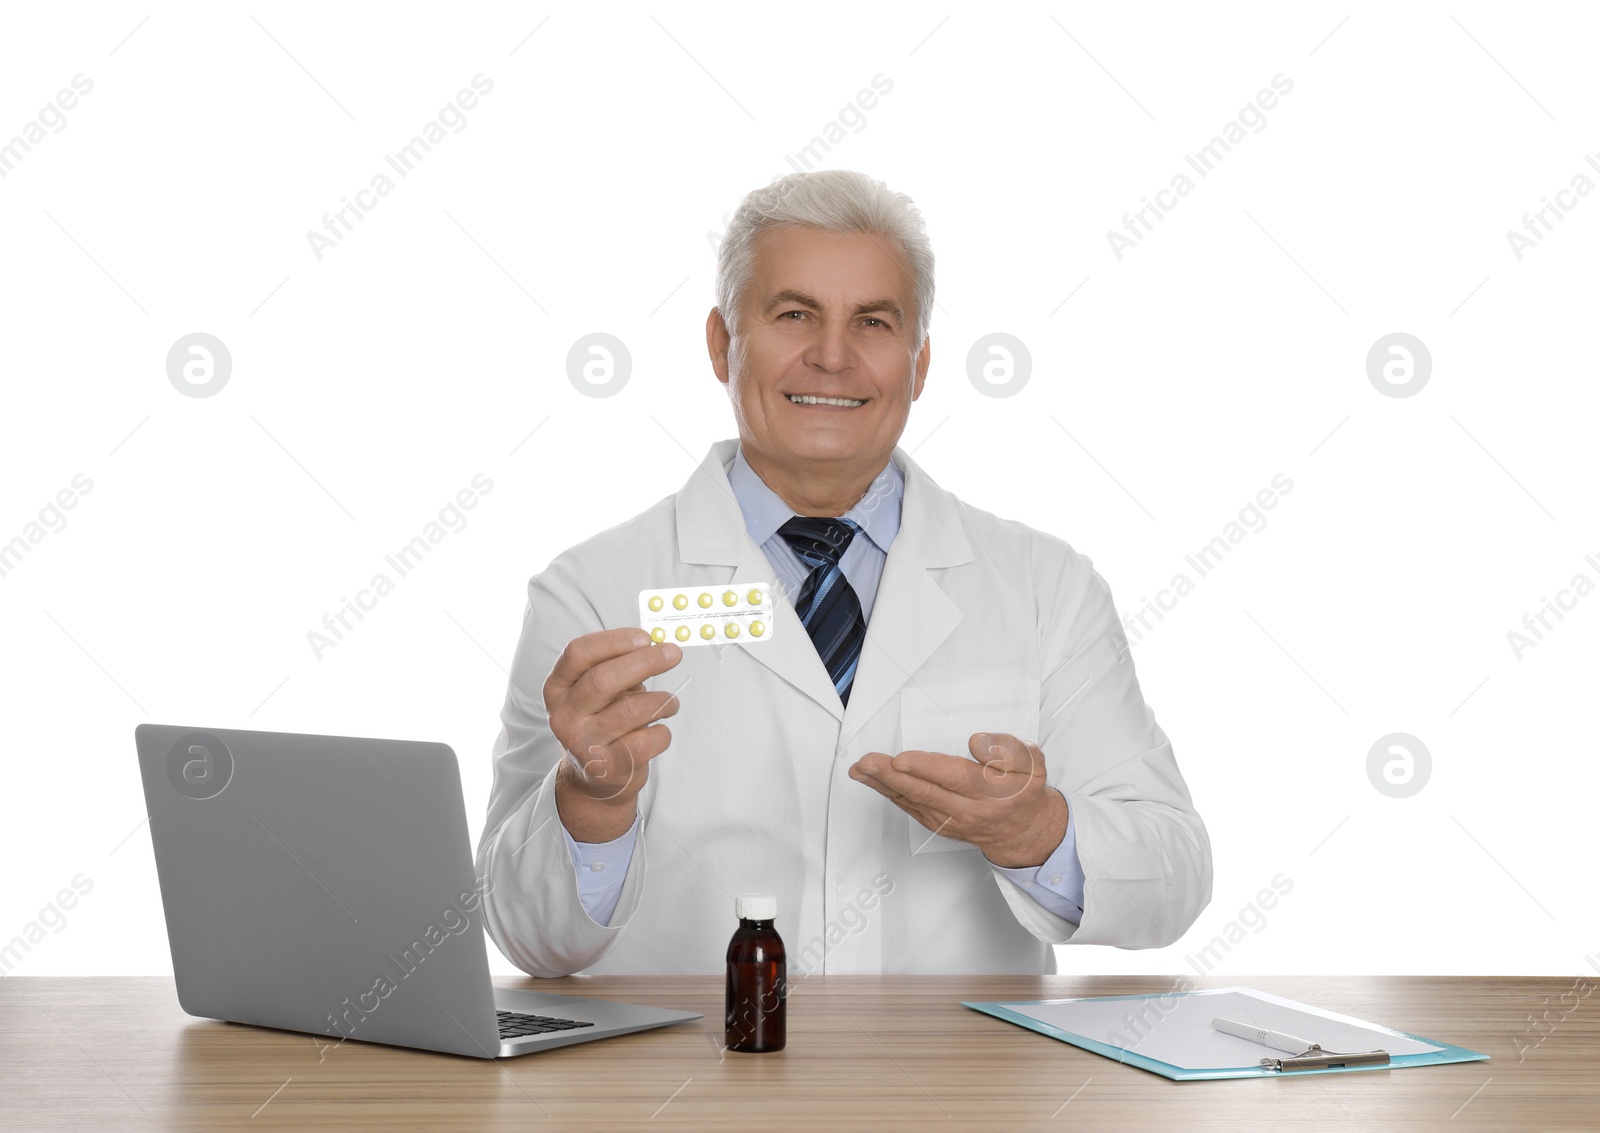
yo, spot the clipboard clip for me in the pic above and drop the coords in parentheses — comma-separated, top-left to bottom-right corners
(1260, 1044, 1391, 1072)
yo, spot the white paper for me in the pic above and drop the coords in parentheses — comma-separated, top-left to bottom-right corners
(1005, 987, 1443, 1071)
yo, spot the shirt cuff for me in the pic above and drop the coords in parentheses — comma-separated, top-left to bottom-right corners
(990, 803, 1085, 923)
(561, 811, 641, 927)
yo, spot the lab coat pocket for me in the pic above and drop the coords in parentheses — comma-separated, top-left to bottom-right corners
(898, 676, 1041, 855)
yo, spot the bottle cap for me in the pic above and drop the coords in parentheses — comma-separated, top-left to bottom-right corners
(736, 893, 776, 920)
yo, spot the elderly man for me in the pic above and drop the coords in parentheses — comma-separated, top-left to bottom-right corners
(475, 169, 1211, 976)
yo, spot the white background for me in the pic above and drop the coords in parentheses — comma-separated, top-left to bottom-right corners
(2, 1, 1595, 979)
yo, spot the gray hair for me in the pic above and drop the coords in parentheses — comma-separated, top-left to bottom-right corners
(715, 169, 935, 355)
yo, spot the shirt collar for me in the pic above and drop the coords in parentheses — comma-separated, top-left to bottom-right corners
(727, 441, 903, 555)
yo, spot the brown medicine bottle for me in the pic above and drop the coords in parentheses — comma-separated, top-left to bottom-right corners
(725, 893, 786, 1053)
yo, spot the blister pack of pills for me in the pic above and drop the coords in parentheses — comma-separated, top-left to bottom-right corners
(637, 582, 777, 647)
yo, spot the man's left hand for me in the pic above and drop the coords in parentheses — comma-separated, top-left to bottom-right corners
(848, 732, 1068, 868)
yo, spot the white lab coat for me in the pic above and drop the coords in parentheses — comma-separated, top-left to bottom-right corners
(476, 437, 1211, 976)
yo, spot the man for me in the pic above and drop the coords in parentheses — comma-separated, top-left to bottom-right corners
(475, 170, 1211, 976)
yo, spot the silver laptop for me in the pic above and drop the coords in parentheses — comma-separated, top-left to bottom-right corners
(134, 723, 701, 1059)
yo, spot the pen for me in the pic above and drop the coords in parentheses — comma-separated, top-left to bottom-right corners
(1211, 1016, 1314, 1054)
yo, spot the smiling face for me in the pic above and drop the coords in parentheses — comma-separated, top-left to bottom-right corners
(709, 225, 930, 513)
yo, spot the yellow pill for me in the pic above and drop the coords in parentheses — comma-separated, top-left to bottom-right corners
(724, 622, 740, 638)
(648, 595, 664, 612)
(749, 620, 765, 637)
(698, 592, 713, 608)
(675, 625, 690, 641)
(723, 589, 738, 607)
(747, 588, 763, 605)
(673, 593, 688, 610)
(700, 623, 716, 639)
(650, 626, 666, 643)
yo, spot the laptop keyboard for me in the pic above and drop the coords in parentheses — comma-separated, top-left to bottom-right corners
(497, 1009, 596, 1039)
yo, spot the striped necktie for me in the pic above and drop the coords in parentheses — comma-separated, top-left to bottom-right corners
(777, 515, 865, 708)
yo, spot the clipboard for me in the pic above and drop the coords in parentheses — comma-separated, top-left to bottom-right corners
(961, 986, 1490, 1081)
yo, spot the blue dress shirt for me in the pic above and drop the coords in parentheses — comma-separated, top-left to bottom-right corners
(561, 442, 1087, 927)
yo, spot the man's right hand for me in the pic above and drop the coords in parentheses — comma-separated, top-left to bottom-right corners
(545, 628, 683, 844)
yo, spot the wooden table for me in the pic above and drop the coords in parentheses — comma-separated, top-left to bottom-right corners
(2, 974, 1594, 1130)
